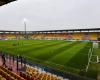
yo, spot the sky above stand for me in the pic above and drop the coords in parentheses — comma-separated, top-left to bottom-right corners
(0, 0, 100, 31)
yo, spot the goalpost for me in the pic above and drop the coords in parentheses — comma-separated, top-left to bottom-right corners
(93, 42, 99, 49)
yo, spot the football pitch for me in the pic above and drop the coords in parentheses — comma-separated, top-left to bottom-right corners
(0, 40, 98, 79)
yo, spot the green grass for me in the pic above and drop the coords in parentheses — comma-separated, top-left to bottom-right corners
(0, 40, 96, 79)
(86, 42, 100, 79)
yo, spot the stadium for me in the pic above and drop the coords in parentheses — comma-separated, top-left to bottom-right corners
(0, 0, 100, 80)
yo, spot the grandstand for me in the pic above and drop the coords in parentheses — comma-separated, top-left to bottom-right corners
(0, 28, 100, 41)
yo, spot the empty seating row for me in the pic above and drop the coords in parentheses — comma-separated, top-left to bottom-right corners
(0, 66, 25, 80)
(0, 32, 99, 40)
(0, 75, 6, 80)
(20, 65, 67, 80)
(0, 67, 15, 80)
(30, 32, 99, 40)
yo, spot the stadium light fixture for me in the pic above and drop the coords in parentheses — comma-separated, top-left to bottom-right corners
(23, 18, 28, 39)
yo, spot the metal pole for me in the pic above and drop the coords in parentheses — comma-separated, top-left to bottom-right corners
(17, 55, 19, 71)
(24, 21, 27, 39)
(12, 55, 14, 64)
(20, 56, 22, 68)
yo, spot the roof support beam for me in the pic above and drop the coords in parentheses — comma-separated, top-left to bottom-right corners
(0, 0, 16, 6)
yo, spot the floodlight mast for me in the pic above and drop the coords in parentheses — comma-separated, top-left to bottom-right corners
(24, 21, 27, 39)
(23, 18, 27, 39)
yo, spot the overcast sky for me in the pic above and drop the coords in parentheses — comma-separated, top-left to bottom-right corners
(0, 0, 100, 31)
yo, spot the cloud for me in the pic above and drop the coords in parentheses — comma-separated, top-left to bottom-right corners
(0, 0, 100, 31)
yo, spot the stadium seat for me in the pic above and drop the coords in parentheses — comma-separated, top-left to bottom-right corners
(0, 66, 25, 80)
(21, 65, 66, 80)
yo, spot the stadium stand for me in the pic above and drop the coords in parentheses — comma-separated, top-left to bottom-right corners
(0, 0, 16, 6)
(5, 34, 16, 40)
(21, 30, 99, 41)
(30, 32, 98, 41)
(0, 28, 99, 41)
(0, 75, 6, 80)
(19, 65, 67, 80)
(72, 33, 82, 40)
(0, 66, 25, 80)
(56, 33, 67, 40)
(0, 53, 69, 80)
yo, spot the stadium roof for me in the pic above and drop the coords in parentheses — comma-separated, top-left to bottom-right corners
(31, 28, 100, 32)
(0, 28, 100, 33)
(0, 0, 16, 6)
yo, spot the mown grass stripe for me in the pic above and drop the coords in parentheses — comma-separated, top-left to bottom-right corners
(49, 42, 88, 65)
(23, 41, 67, 56)
(34, 41, 73, 60)
(66, 42, 92, 69)
(41, 41, 79, 61)
(0, 40, 65, 55)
